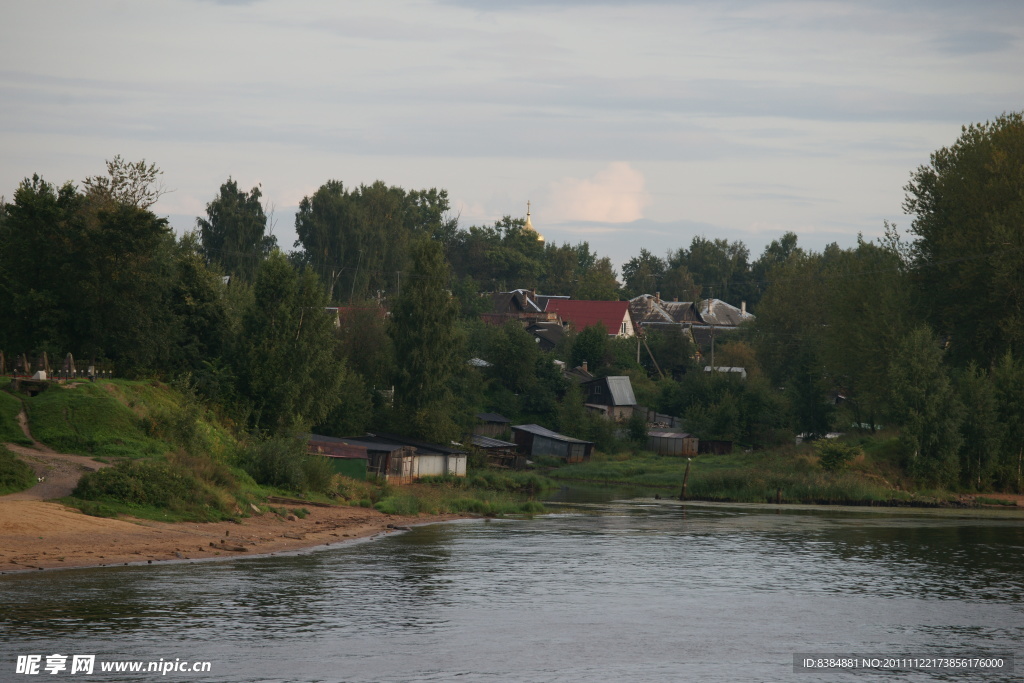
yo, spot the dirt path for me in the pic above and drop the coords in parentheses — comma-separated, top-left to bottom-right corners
(2, 405, 110, 501)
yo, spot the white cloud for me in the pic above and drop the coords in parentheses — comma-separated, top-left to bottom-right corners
(546, 162, 650, 223)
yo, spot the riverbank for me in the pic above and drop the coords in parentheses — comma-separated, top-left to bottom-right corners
(0, 498, 463, 573)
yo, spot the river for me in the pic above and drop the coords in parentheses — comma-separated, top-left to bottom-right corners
(2, 497, 1022, 682)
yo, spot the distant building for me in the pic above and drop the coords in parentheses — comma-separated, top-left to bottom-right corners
(582, 375, 638, 421)
(474, 412, 512, 438)
(511, 424, 594, 463)
(544, 299, 635, 337)
(646, 430, 699, 457)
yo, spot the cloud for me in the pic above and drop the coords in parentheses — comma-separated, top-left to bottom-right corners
(546, 163, 650, 223)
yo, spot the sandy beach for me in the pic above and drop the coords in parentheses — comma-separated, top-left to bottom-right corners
(0, 498, 461, 573)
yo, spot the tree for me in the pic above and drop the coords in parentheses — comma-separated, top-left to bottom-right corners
(233, 252, 346, 433)
(570, 322, 608, 372)
(197, 178, 276, 282)
(82, 155, 166, 209)
(575, 257, 620, 300)
(294, 180, 452, 302)
(887, 325, 963, 486)
(621, 249, 666, 298)
(388, 239, 465, 443)
(904, 112, 1024, 366)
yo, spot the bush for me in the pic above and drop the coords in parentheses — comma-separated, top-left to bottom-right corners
(72, 459, 230, 517)
(815, 440, 862, 472)
(238, 436, 334, 494)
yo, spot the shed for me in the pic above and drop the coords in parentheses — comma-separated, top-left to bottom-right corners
(646, 430, 699, 457)
(474, 412, 512, 438)
(470, 434, 527, 469)
(306, 433, 370, 480)
(511, 424, 594, 463)
(337, 436, 418, 483)
(359, 433, 468, 478)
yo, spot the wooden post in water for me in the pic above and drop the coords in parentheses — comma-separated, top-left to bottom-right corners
(679, 457, 692, 501)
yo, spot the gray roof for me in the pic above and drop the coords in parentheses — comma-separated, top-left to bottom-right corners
(511, 424, 593, 445)
(471, 434, 518, 449)
(604, 376, 637, 406)
(696, 298, 754, 327)
(647, 430, 694, 438)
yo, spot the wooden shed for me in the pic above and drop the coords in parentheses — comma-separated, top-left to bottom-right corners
(356, 433, 468, 479)
(473, 412, 512, 438)
(646, 430, 698, 457)
(511, 424, 594, 463)
(471, 434, 527, 469)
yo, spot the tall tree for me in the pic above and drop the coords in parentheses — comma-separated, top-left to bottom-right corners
(197, 178, 276, 282)
(888, 325, 963, 487)
(388, 239, 464, 442)
(233, 252, 346, 433)
(904, 112, 1024, 366)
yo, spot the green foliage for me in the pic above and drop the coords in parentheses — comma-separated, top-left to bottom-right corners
(197, 178, 276, 282)
(294, 180, 452, 301)
(815, 440, 861, 472)
(0, 391, 31, 445)
(570, 322, 608, 371)
(25, 382, 168, 459)
(72, 459, 232, 520)
(233, 252, 346, 433)
(887, 326, 963, 487)
(389, 239, 465, 443)
(905, 112, 1024, 366)
(0, 444, 35, 495)
(237, 436, 335, 495)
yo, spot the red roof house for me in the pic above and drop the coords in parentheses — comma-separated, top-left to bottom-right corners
(544, 300, 635, 337)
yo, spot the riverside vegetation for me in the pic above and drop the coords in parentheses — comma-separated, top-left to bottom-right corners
(2, 115, 1024, 512)
(0, 379, 550, 520)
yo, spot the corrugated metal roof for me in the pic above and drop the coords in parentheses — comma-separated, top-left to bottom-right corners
(363, 432, 467, 455)
(471, 434, 518, 449)
(647, 430, 694, 438)
(511, 424, 593, 444)
(604, 376, 637, 406)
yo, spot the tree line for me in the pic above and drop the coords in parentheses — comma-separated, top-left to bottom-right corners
(1, 113, 1022, 492)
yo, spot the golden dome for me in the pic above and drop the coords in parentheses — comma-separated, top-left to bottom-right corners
(525, 201, 544, 243)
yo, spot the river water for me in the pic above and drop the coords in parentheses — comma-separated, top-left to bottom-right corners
(2, 497, 1022, 682)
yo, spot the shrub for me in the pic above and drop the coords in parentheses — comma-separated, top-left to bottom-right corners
(815, 440, 862, 472)
(238, 436, 334, 494)
(72, 459, 230, 517)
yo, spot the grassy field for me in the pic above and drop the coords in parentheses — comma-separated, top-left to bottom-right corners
(543, 444, 955, 506)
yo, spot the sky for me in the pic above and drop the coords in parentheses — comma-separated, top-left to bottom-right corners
(2, 0, 1023, 268)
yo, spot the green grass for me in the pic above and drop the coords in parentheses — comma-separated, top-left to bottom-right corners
(0, 391, 32, 445)
(543, 447, 948, 506)
(23, 381, 168, 459)
(0, 444, 36, 494)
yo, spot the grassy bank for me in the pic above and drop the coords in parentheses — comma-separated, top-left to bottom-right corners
(8, 379, 549, 522)
(0, 444, 35, 495)
(0, 390, 31, 445)
(544, 443, 964, 506)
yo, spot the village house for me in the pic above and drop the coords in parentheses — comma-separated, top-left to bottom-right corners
(581, 375, 638, 421)
(544, 299, 635, 337)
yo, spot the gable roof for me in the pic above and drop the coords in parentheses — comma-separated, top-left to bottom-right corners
(604, 376, 637, 406)
(476, 412, 511, 423)
(544, 299, 630, 332)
